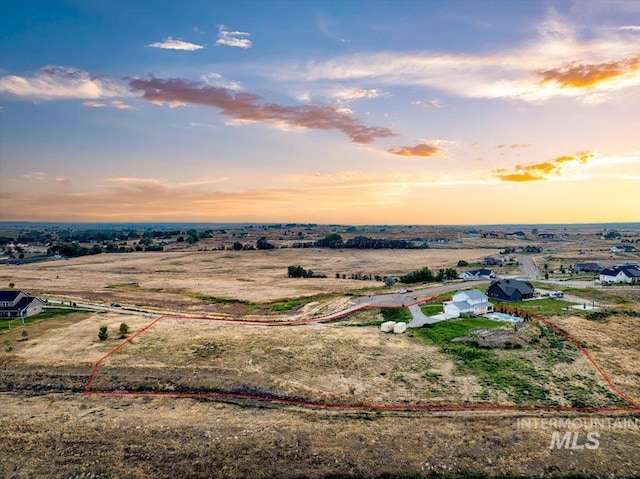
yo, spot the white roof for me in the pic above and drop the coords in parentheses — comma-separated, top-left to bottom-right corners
(453, 289, 488, 302)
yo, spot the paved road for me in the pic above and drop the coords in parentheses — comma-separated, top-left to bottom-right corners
(517, 256, 539, 280)
(355, 280, 490, 308)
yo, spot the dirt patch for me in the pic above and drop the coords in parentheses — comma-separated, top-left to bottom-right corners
(0, 393, 638, 478)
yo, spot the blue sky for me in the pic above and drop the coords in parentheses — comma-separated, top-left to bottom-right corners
(1, 0, 639, 223)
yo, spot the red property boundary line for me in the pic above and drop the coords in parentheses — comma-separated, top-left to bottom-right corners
(85, 299, 640, 413)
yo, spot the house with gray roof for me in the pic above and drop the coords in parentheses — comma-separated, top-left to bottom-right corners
(599, 265, 640, 284)
(487, 279, 534, 302)
(0, 290, 44, 319)
(443, 289, 494, 318)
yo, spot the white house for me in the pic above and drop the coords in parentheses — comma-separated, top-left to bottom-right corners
(610, 245, 637, 253)
(443, 289, 494, 318)
(599, 265, 640, 284)
(460, 269, 497, 281)
(0, 290, 44, 319)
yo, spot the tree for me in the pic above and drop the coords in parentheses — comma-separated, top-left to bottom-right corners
(8, 282, 15, 289)
(232, 242, 243, 251)
(457, 260, 469, 267)
(399, 266, 434, 284)
(21, 330, 28, 341)
(176, 236, 185, 243)
(256, 237, 275, 250)
(98, 326, 109, 341)
(314, 233, 344, 248)
(119, 323, 129, 338)
(384, 277, 396, 287)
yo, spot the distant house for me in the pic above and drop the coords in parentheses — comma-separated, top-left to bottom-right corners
(487, 279, 535, 302)
(572, 262, 603, 273)
(610, 245, 637, 253)
(460, 269, 497, 281)
(0, 290, 45, 319)
(522, 245, 542, 253)
(599, 265, 640, 284)
(443, 290, 494, 318)
(504, 231, 526, 239)
(538, 233, 555, 239)
(483, 257, 503, 266)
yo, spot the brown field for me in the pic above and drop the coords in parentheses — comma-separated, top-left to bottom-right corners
(1, 306, 639, 478)
(0, 248, 499, 312)
(2, 235, 640, 478)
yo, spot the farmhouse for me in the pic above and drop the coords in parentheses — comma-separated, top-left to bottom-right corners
(483, 257, 503, 266)
(610, 245, 637, 253)
(599, 265, 640, 284)
(572, 262, 603, 273)
(443, 289, 494, 318)
(0, 290, 45, 319)
(460, 269, 497, 281)
(487, 279, 534, 302)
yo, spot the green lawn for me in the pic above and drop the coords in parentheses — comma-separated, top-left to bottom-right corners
(268, 297, 313, 312)
(410, 318, 626, 407)
(420, 303, 444, 316)
(381, 308, 412, 323)
(0, 308, 81, 333)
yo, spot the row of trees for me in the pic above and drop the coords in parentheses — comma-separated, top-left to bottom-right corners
(399, 267, 458, 284)
(49, 241, 164, 257)
(314, 234, 428, 250)
(286, 265, 326, 278)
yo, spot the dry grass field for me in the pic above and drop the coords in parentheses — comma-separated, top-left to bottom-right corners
(0, 248, 498, 313)
(1, 307, 639, 478)
(1, 232, 639, 478)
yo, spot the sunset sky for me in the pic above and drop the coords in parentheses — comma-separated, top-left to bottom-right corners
(1, 0, 639, 224)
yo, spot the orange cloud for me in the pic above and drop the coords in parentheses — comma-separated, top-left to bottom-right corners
(537, 55, 640, 88)
(495, 152, 593, 182)
(387, 143, 443, 157)
(129, 77, 395, 144)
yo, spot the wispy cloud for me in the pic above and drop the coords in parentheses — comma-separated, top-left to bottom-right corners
(413, 99, 445, 108)
(387, 143, 444, 158)
(618, 26, 640, 32)
(147, 37, 204, 51)
(333, 88, 384, 101)
(0, 66, 129, 101)
(216, 25, 252, 49)
(271, 15, 640, 103)
(129, 76, 395, 144)
(83, 99, 135, 110)
(494, 152, 593, 182)
(497, 143, 532, 149)
(21, 171, 47, 181)
(200, 72, 242, 91)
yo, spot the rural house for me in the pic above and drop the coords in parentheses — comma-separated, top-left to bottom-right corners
(487, 279, 534, 302)
(572, 262, 603, 273)
(0, 290, 45, 319)
(443, 289, 494, 318)
(483, 257, 503, 266)
(610, 245, 637, 253)
(460, 269, 497, 280)
(599, 265, 640, 284)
